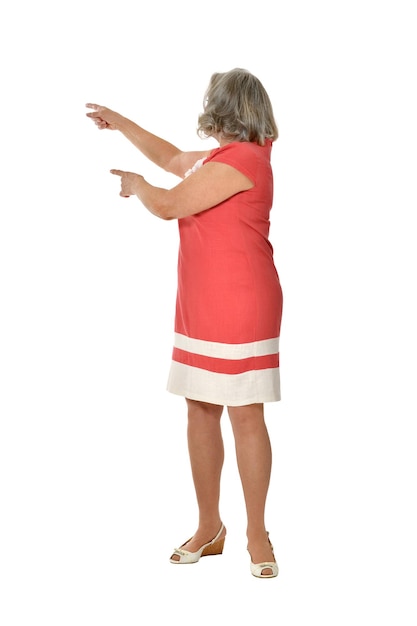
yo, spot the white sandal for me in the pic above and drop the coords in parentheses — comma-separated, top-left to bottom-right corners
(250, 560, 279, 578)
(170, 523, 225, 564)
(249, 534, 279, 578)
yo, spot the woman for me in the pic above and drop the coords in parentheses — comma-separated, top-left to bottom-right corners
(86, 68, 283, 578)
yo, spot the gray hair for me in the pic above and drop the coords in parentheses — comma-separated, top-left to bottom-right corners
(197, 68, 278, 145)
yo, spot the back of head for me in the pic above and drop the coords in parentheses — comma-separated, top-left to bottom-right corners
(197, 68, 278, 145)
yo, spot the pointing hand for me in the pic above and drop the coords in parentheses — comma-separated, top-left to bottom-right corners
(85, 103, 120, 130)
(110, 169, 143, 198)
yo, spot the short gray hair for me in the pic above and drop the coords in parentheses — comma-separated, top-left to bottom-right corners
(197, 68, 278, 145)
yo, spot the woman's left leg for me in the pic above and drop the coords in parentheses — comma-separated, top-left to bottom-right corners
(170, 398, 225, 561)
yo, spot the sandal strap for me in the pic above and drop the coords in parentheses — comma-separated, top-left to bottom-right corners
(211, 523, 224, 544)
(172, 523, 224, 559)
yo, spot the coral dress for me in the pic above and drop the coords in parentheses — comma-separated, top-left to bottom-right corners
(167, 140, 283, 406)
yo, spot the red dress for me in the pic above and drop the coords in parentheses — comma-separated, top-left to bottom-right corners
(167, 140, 283, 406)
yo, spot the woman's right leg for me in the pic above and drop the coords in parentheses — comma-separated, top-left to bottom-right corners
(171, 398, 225, 559)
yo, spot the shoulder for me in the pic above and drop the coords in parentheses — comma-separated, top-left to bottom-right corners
(204, 140, 272, 181)
(206, 140, 272, 163)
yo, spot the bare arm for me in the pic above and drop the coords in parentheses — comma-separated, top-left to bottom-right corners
(110, 161, 254, 220)
(86, 103, 210, 177)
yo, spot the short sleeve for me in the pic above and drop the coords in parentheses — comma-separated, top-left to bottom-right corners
(203, 141, 271, 184)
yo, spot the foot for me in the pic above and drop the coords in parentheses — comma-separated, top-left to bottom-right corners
(247, 532, 276, 577)
(170, 523, 226, 562)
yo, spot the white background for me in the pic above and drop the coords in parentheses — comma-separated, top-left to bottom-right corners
(1, 0, 416, 624)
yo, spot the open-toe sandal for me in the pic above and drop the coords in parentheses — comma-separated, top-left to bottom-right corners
(170, 523, 225, 564)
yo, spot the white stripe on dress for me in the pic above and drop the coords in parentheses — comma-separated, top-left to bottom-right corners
(167, 361, 281, 407)
(173, 332, 279, 360)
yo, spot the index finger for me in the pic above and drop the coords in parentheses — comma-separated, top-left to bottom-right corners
(85, 103, 100, 110)
(110, 169, 124, 176)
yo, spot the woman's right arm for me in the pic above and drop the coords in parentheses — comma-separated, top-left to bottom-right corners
(85, 103, 209, 178)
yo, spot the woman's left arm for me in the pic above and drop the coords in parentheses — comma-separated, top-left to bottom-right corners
(110, 162, 254, 220)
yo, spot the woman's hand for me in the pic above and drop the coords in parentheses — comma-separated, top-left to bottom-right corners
(110, 169, 143, 198)
(85, 103, 121, 130)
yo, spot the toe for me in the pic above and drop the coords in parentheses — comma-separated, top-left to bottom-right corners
(261, 567, 273, 576)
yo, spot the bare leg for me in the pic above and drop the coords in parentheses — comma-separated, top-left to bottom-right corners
(228, 403, 275, 575)
(171, 398, 226, 560)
